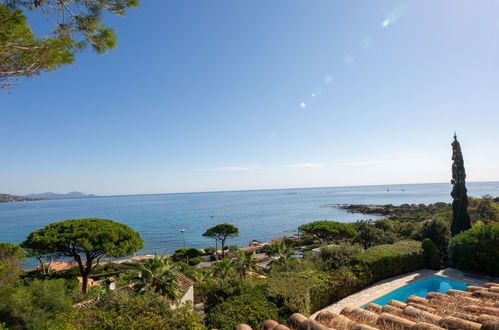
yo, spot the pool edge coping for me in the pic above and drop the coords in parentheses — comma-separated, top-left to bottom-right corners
(310, 268, 499, 318)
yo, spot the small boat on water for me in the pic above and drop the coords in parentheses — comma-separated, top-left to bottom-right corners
(180, 229, 186, 233)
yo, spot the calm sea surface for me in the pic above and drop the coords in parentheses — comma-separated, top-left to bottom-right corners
(1, 182, 498, 262)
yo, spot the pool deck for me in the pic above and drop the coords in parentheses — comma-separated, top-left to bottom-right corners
(310, 268, 499, 318)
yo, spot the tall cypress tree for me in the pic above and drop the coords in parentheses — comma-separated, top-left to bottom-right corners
(450, 133, 472, 236)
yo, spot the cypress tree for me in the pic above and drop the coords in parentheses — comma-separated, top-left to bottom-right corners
(450, 133, 472, 237)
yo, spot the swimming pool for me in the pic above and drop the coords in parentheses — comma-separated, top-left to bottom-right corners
(363, 276, 469, 307)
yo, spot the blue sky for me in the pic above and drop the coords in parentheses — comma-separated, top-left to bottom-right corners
(2, 0, 499, 196)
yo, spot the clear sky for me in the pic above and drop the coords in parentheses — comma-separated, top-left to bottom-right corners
(2, 0, 499, 196)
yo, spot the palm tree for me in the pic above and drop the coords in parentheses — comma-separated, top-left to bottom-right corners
(137, 256, 181, 301)
(211, 257, 235, 280)
(234, 250, 258, 278)
(265, 240, 295, 270)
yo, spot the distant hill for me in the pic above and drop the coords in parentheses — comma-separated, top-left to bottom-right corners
(0, 193, 47, 203)
(25, 191, 97, 199)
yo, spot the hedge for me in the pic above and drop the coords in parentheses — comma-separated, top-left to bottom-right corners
(265, 269, 360, 317)
(351, 240, 425, 286)
(205, 292, 279, 330)
(448, 224, 499, 276)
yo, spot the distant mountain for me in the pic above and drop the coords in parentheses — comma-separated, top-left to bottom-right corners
(0, 193, 47, 203)
(25, 191, 97, 199)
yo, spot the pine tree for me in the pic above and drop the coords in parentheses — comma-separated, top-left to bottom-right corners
(1, 0, 139, 88)
(450, 133, 472, 236)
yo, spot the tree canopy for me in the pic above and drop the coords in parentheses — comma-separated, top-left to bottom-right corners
(450, 134, 472, 236)
(23, 218, 143, 293)
(0, 243, 25, 300)
(1, 0, 139, 87)
(202, 223, 239, 257)
(299, 220, 356, 243)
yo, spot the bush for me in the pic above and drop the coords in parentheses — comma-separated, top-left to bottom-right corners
(3, 279, 72, 328)
(266, 273, 316, 317)
(448, 224, 499, 276)
(266, 268, 360, 318)
(46, 289, 205, 330)
(172, 248, 204, 264)
(318, 244, 364, 270)
(205, 292, 279, 330)
(422, 239, 440, 270)
(351, 220, 397, 249)
(351, 240, 424, 286)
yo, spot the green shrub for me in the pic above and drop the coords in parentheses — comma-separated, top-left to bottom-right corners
(422, 238, 440, 270)
(46, 289, 205, 330)
(205, 292, 279, 330)
(448, 224, 499, 276)
(318, 244, 363, 270)
(172, 248, 204, 263)
(351, 240, 424, 285)
(266, 273, 315, 317)
(3, 279, 72, 328)
(266, 268, 360, 318)
(351, 220, 397, 249)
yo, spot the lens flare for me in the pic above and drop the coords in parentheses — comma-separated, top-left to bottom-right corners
(343, 54, 354, 65)
(324, 75, 333, 84)
(382, 4, 408, 28)
(360, 37, 373, 50)
(300, 102, 306, 108)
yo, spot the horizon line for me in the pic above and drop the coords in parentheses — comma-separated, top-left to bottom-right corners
(26, 180, 499, 199)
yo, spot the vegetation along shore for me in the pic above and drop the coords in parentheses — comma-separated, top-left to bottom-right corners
(0, 135, 498, 329)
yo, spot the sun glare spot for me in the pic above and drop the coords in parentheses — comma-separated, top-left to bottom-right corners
(343, 55, 354, 65)
(300, 102, 306, 108)
(360, 37, 373, 50)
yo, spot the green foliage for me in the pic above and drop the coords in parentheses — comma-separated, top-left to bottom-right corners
(318, 244, 364, 270)
(472, 195, 498, 223)
(204, 247, 216, 255)
(420, 217, 450, 262)
(136, 256, 181, 301)
(299, 220, 356, 243)
(202, 223, 239, 256)
(1, 0, 139, 87)
(3, 279, 72, 329)
(450, 134, 472, 236)
(25, 218, 143, 293)
(0, 242, 25, 299)
(211, 257, 236, 280)
(205, 291, 279, 330)
(172, 248, 204, 265)
(448, 224, 499, 276)
(265, 240, 295, 271)
(422, 239, 440, 270)
(351, 220, 397, 249)
(234, 250, 258, 278)
(351, 240, 424, 286)
(266, 268, 360, 318)
(46, 289, 205, 330)
(342, 202, 451, 222)
(204, 278, 249, 313)
(0, 4, 73, 88)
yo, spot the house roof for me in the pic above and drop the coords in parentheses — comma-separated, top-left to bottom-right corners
(237, 282, 499, 329)
(177, 272, 194, 293)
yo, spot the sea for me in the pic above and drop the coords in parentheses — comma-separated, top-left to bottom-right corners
(1, 182, 498, 267)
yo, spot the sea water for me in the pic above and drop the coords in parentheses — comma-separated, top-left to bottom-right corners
(1, 182, 498, 263)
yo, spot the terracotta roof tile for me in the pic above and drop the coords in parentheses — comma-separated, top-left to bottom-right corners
(235, 285, 499, 330)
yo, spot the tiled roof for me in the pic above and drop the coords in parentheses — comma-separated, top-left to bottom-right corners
(236, 282, 499, 330)
(177, 271, 194, 293)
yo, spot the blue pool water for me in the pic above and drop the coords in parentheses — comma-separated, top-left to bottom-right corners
(364, 276, 469, 307)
